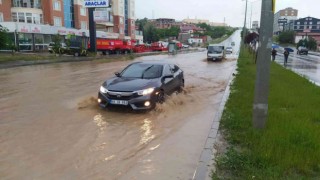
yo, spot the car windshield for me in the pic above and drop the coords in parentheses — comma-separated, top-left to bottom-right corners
(208, 46, 223, 53)
(121, 63, 163, 79)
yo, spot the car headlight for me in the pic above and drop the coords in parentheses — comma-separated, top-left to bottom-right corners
(136, 88, 155, 96)
(100, 86, 108, 93)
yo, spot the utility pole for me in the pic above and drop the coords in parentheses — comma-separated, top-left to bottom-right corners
(250, 3, 253, 29)
(252, 0, 274, 129)
(242, 0, 248, 45)
(88, 8, 97, 53)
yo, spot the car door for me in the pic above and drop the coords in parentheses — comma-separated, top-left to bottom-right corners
(162, 64, 175, 94)
(169, 64, 182, 90)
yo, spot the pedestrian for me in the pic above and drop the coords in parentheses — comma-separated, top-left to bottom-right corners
(271, 48, 277, 61)
(283, 49, 289, 66)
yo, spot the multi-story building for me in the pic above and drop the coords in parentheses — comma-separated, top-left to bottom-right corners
(293, 16, 320, 47)
(273, 7, 298, 34)
(0, 0, 140, 51)
(152, 18, 177, 29)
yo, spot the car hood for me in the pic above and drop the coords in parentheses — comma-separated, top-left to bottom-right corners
(103, 77, 158, 92)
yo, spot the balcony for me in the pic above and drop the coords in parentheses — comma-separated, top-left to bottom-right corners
(11, 0, 42, 9)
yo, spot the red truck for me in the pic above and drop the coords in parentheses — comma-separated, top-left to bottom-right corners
(151, 42, 168, 51)
(133, 44, 153, 53)
(95, 39, 134, 54)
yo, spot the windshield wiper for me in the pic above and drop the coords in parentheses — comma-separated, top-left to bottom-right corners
(141, 65, 154, 79)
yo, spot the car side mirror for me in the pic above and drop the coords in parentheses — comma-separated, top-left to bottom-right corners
(163, 74, 174, 79)
(115, 72, 120, 77)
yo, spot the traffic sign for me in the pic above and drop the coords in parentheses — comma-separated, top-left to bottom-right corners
(83, 0, 110, 8)
(278, 18, 287, 24)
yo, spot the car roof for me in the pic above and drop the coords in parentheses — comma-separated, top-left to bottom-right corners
(132, 61, 176, 66)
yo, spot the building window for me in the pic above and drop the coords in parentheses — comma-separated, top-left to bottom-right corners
(318, 22, 320, 24)
(80, 7, 86, 16)
(53, 1, 61, 11)
(318, 25, 320, 29)
(12, 12, 17, 22)
(33, 14, 42, 24)
(297, 22, 300, 25)
(81, 21, 87, 29)
(25, 13, 32, 23)
(309, 22, 313, 25)
(120, 17, 123, 24)
(0, 13, 3, 22)
(18, 12, 25, 23)
(0, 0, 2, 4)
(300, 26, 303, 29)
(54, 17, 62, 26)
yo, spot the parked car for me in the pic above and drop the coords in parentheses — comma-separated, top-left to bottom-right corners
(98, 61, 184, 110)
(48, 42, 67, 53)
(226, 47, 233, 54)
(207, 44, 225, 61)
(182, 44, 189, 48)
(297, 46, 308, 55)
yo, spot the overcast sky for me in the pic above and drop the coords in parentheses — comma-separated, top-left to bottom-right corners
(135, 0, 320, 27)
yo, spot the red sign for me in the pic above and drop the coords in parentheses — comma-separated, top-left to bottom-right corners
(20, 26, 29, 33)
(32, 27, 41, 33)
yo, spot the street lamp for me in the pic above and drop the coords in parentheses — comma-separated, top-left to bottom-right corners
(242, 0, 248, 45)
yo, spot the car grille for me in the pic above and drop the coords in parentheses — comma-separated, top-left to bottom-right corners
(105, 91, 137, 100)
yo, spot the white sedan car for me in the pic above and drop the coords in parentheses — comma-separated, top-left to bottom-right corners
(226, 47, 233, 54)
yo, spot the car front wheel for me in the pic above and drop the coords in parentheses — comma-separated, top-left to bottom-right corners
(156, 90, 165, 104)
(178, 79, 184, 93)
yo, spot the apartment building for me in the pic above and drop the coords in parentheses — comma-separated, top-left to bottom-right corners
(0, 0, 140, 51)
(273, 7, 298, 34)
(293, 16, 320, 47)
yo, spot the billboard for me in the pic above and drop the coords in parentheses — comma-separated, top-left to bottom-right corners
(94, 11, 110, 22)
(83, 0, 110, 8)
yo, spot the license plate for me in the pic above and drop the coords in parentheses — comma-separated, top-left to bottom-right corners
(109, 100, 128, 106)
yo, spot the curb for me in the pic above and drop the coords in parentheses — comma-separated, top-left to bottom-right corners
(0, 49, 204, 69)
(192, 64, 236, 180)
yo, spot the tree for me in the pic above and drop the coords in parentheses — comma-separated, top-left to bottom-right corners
(157, 26, 180, 39)
(52, 34, 63, 55)
(0, 25, 9, 49)
(278, 30, 295, 44)
(136, 18, 148, 31)
(296, 38, 317, 50)
(245, 32, 259, 44)
(307, 37, 317, 51)
(143, 23, 159, 43)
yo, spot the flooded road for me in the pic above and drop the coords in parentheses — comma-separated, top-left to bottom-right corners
(274, 49, 320, 86)
(0, 31, 240, 180)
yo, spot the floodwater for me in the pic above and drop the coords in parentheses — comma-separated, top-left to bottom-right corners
(0, 31, 240, 180)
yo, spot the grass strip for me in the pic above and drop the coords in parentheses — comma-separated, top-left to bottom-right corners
(213, 47, 320, 179)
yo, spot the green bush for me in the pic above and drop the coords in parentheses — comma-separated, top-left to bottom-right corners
(278, 31, 295, 44)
